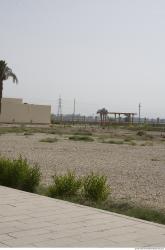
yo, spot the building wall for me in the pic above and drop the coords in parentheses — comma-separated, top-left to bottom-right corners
(0, 98, 51, 124)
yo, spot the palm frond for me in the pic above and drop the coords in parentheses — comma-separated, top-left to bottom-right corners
(4, 67, 18, 83)
(97, 108, 108, 114)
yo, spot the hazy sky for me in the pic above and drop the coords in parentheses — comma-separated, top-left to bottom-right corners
(1, 0, 165, 118)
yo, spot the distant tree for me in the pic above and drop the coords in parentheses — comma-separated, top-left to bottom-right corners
(0, 60, 18, 113)
(97, 108, 108, 126)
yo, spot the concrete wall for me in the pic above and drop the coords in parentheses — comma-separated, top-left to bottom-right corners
(0, 98, 51, 124)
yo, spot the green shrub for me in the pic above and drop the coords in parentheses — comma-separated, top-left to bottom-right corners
(69, 135, 94, 142)
(83, 172, 110, 202)
(0, 157, 41, 192)
(40, 137, 58, 143)
(48, 171, 82, 198)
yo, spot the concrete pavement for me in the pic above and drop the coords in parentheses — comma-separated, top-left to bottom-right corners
(0, 185, 165, 247)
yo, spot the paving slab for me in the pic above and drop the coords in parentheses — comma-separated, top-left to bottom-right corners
(0, 185, 165, 247)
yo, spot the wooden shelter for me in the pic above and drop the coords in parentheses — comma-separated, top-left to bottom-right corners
(108, 112, 136, 124)
(97, 108, 136, 125)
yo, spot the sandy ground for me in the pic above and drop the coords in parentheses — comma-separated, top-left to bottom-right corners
(0, 133, 164, 210)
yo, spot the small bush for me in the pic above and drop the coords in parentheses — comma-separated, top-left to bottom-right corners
(0, 157, 41, 192)
(83, 172, 110, 202)
(136, 130, 146, 136)
(48, 171, 82, 198)
(69, 135, 94, 142)
(40, 137, 58, 143)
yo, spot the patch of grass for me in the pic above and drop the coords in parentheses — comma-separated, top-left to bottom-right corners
(136, 129, 153, 140)
(0, 156, 41, 192)
(140, 141, 153, 146)
(127, 141, 136, 146)
(151, 158, 160, 161)
(47, 130, 63, 135)
(35, 184, 49, 196)
(83, 172, 110, 202)
(47, 130, 56, 134)
(127, 124, 165, 132)
(40, 137, 58, 143)
(101, 138, 137, 145)
(102, 139, 124, 145)
(69, 135, 94, 142)
(124, 136, 134, 142)
(41, 187, 165, 225)
(24, 132, 33, 136)
(0, 126, 62, 135)
(125, 207, 165, 223)
(97, 201, 165, 225)
(0, 131, 6, 135)
(74, 131, 92, 136)
(33, 169, 165, 225)
(66, 197, 165, 225)
(0, 127, 25, 134)
(47, 171, 82, 198)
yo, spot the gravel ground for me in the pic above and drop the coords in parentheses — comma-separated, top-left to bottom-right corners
(0, 133, 165, 210)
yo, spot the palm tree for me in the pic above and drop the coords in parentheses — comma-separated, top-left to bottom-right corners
(97, 108, 108, 126)
(0, 60, 18, 113)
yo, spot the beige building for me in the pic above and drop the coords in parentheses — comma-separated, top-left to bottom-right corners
(0, 98, 51, 124)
